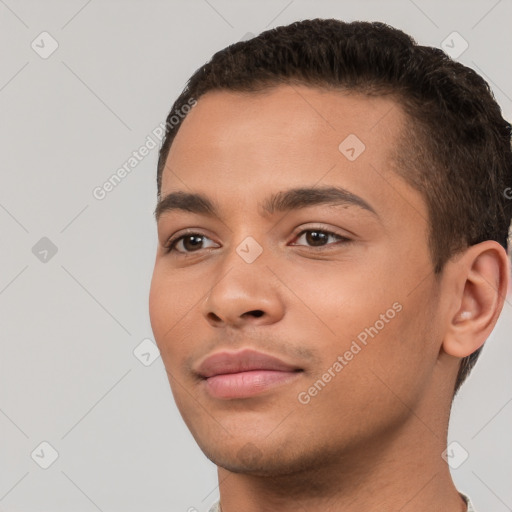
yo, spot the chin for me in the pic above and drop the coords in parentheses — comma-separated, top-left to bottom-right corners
(196, 435, 329, 478)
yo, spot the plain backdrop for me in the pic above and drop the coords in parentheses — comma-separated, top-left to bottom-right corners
(0, 1, 511, 511)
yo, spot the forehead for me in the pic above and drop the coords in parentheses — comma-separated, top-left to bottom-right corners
(165, 85, 405, 168)
(160, 85, 425, 225)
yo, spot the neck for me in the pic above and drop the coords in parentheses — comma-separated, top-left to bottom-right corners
(215, 378, 467, 512)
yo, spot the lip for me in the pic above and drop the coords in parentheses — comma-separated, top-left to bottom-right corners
(196, 349, 303, 399)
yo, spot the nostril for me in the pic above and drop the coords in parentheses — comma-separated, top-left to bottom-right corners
(207, 312, 222, 322)
(247, 310, 264, 318)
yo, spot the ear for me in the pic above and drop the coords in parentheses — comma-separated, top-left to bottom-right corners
(443, 241, 510, 358)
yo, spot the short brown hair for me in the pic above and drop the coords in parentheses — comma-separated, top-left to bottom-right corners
(156, 19, 512, 395)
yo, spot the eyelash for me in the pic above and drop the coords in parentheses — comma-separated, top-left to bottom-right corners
(163, 227, 352, 255)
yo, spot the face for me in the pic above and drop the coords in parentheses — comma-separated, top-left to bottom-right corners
(149, 85, 446, 475)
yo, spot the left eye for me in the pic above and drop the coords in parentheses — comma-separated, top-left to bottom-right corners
(291, 229, 351, 248)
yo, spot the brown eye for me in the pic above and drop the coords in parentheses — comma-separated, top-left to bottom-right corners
(164, 233, 218, 254)
(304, 230, 330, 246)
(292, 229, 351, 248)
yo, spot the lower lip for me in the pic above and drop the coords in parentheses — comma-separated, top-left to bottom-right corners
(203, 370, 302, 399)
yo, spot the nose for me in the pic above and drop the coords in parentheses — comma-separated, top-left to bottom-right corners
(200, 255, 285, 329)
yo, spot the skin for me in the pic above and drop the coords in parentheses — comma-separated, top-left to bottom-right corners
(149, 84, 509, 512)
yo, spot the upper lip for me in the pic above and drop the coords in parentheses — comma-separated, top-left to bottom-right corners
(196, 349, 302, 378)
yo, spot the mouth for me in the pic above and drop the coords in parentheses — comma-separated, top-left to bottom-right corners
(196, 348, 304, 399)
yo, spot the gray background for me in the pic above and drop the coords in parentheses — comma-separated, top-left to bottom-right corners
(0, 0, 511, 511)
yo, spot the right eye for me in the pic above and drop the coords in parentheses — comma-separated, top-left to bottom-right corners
(163, 232, 219, 255)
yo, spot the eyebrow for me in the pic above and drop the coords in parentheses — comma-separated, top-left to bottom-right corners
(154, 186, 379, 221)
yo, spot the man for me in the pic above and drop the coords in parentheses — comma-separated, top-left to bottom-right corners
(149, 19, 511, 512)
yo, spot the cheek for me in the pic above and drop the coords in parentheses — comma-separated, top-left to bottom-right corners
(148, 267, 184, 353)
(355, 286, 440, 402)
(149, 263, 188, 323)
(148, 265, 205, 363)
(148, 271, 167, 338)
(300, 256, 431, 373)
(289, 260, 395, 332)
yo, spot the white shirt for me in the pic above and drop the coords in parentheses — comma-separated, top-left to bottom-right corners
(207, 491, 477, 511)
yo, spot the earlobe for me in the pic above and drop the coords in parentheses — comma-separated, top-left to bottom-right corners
(443, 241, 509, 359)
